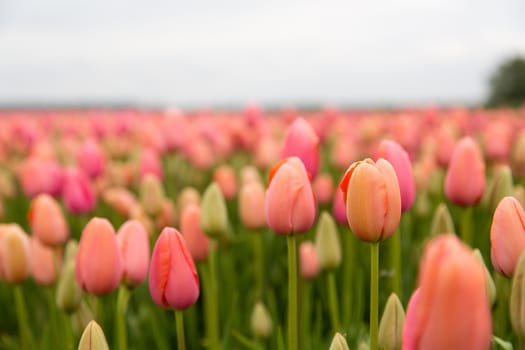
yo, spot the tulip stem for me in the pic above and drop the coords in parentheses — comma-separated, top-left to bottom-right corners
(205, 241, 220, 350)
(391, 227, 401, 298)
(116, 285, 131, 350)
(460, 206, 473, 247)
(287, 234, 298, 350)
(254, 231, 264, 298)
(14, 285, 32, 350)
(370, 242, 379, 350)
(327, 271, 341, 332)
(175, 310, 186, 350)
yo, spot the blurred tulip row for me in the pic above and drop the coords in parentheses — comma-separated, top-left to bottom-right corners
(0, 105, 525, 349)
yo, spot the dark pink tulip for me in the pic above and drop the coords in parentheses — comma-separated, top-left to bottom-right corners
(77, 139, 106, 178)
(75, 218, 122, 295)
(180, 204, 210, 262)
(149, 227, 200, 310)
(139, 148, 163, 180)
(28, 194, 69, 246)
(403, 234, 491, 350)
(374, 140, 416, 212)
(281, 118, 320, 178)
(18, 157, 63, 197)
(117, 220, 150, 287)
(490, 196, 525, 277)
(444, 137, 485, 206)
(62, 168, 97, 214)
(265, 157, 317, 235)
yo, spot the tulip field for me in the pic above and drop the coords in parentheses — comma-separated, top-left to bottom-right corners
(1, 105, 525, 350)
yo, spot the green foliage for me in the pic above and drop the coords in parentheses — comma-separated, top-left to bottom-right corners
(486, 56, 525, 107)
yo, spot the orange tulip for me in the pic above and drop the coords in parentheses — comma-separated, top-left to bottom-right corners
(28, 194, 69, 246)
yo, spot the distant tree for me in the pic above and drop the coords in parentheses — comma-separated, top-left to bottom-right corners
(486, 56, 525, 107)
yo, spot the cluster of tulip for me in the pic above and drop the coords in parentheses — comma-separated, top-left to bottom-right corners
(0, 105, 525, 350)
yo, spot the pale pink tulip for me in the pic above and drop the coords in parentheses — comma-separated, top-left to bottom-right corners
(31, 237, 61, 285)
(299, 241, 320, 279)
(239, 182, 266, 230)
(180, 204, 210, 262)
(117, 220, 150, 287)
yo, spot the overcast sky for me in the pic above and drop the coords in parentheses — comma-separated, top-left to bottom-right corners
(0, 0, 524, 108)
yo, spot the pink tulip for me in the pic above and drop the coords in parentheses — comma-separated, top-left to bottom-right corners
(77, 139, 106, 178)
(374, 140, 416, 212)
(117, 220, 150, 287)
(62, 168, 97, 214)
(265, 157, 317, 235)
(444, 137, 485, 206)
(281, 118, 320, 178)
(31, 237, 61, 285)
(313, 173, 334, 205)
(239, 182, 267, 230)
(28, 194, 69, 246)
(139, 148, 163, 180)
(213, 165, 237, 200)
(149, 227, 200, 309)
(18, 157, 63, 197)
(299, 241, 320, 279)
(332, 189, 347, 226)
(490, 196, 525, 277)
(404, 234, 491, 350)
(0, 224, 31, 283)
(155, 199, 177, 231)
(101, 187, 138, 217)
(402, 288, 421, 350)
(180, 204, 210, 262)
(75, 218, 122, 295)
(340, 158, 401, 242)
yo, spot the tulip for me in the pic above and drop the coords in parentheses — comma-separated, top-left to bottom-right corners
(177, 187, 200, 214)
(404, 234, 491, 350)
(0, 224, 31, 283)
(116, 220, 149, 288)
(238, 181, 266, 230)
(490, 196, 525, 277)
(200, 182, 229, 239)
(18, 157, 63, 197)
(149, 227, 199, 309)
(101, 187, 138, 217)
(213, 165, 237, 200)
(265, 157, 317, 235)
(28, 194, 69, 246)
(315, 211, 341, 270)
(56, 259, 82, 313)
(374, 140, 416, 212)
(180, 204, 210, 262)
(240, 165, 261, 186)
(75, 218, 122, 295)
(339, 158, 401, 243)
(429, 203, 455, 236)
(331, 189, 347, 226)
(402, 288, 421, 350)
(444, 136, 486, 206)
(281, 118, 320, 178)
(329, 333, 350, 350)
(30, 237, 61, 285)
(510, 252, 525, 344)
(378, 293, 404, 350)
(299, 241, 320, 279)
(251, 301, 273, 338)
(78, 320, 109, 350)
(139, 174, 166, 216)
(62, 168, 97, 214)
(77, 139, 106, 179)
(139, 148, 163, 180)
(313, 173, 334, 205)
(155, 199, 177, 230)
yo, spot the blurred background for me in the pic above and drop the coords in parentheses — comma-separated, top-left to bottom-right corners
(0, 0, 524, 109)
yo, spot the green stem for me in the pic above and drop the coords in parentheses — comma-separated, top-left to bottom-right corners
(206, 241, 220, 350)
(327, 271, 341, 332)
(301, 281, 312, 350)
(14, 285, 32, 350)
(287, 234, 298, 350)
(46, 288, 58, 349)
(253, 232, 264, 299)
(391, 227, 401, 298)
(116, 286, 131, 350)
(175, 310, 186, 350)
(461, 206, 473, 247)
(370, 242, 379, 350)
(61, 312, 74, 350)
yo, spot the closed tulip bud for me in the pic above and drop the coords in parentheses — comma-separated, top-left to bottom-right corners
(149, 227, 199, 309)
(213, 165, 237, 200)
(62, 168, 97, 214)
(299, 241, 320, 279)
(76, 218, 122, 295)
(329, 332, 350, 350)
(18, 157, 63, 197)
(315, 211, 341, 270)
(332, 189, 347, 225)
(510, 252, 525, 340)
(429, 203, 455, 236)
(239, 182, 266, 230)
(251, 301, 272, 338)
(77, 139, 106, 179)
(281, 118, 320, 178)
(240, 165, 261, 186)
(177, 187, 200, 214)
(487, 165, 513, 211)
(265, 157, 317, 235)
(0, 224, 31, 283)
(56, 259, 82, 313)
(402, 288, 421, 350)
(378, 293, 404, 350)
(472, 249, 496, 305)
(444, 137, 486, 206)
(180, 204, 210, 262)
(28, 194, 69, 246)
(139, 148, 163, 180)
(117, 220, 150, 288)
(200, 182, 229, 239)
(102, 187, 138, 217)
(313, 174, 334, 205)
(374, 140, 416, 212)
(339, 158, 401, 242)
(31, 237, 61, 285)
(491, 196, 525, 277)
(78, 320, 109, 350)
(405, 234, 491, 350)
(139, 174, 166, 216)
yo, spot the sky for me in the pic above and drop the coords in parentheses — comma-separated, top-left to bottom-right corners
(0, 0, 524, 108)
